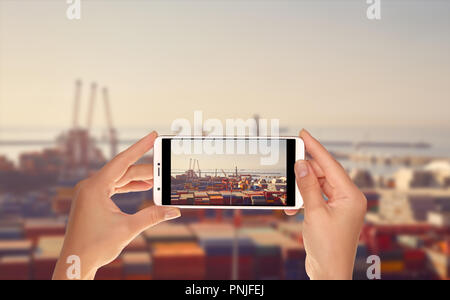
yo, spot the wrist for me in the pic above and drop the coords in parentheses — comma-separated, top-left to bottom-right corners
(307, 255, 354, 280)
(53, 245, 100, 280)
(309, 266, 353, 280)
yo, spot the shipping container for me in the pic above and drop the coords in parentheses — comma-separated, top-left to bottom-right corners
(0, 226, 23, 240)
(0, 239, 32, 256)
(239, 227, 284, 280)
(33, 235, 64, 280)
(122, 252, 152, 280)
(96, 258, 124, 280)
(152, 242, 206, 280)
(144, 223, 195, 245)
(190, 223, 255, 280)
(426, 248, 450, 279)
(0, 255, 31, 280)
(24, 218, 66, 246)
(123, 234, 148, 253)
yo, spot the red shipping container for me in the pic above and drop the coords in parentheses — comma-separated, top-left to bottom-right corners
(205, 256, 253, 280)
(33, 256, 58, 280)
(404, 249, 426, 271)
(33, 236, 64, 280)
(0, 256, 31, 280)
(368, 227, 393, 252)
(95, 259, 124, 280)
(24, 219, 66, 246)
(123, 235, 148, 252)
(152, 242, 206, 280)
(124, 274, 152, 280)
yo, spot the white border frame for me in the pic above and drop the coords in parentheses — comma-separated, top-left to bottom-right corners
(153, 136, 304, 210)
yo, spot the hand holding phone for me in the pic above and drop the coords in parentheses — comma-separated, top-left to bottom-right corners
(53, 132, 181, 280)
(285, 130, 367, 280)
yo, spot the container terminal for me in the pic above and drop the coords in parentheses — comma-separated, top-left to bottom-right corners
(170, 160, 287, 206)
(0, 81, 449, 280)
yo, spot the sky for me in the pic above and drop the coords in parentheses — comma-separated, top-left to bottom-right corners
(1, 0, 450, 131)
(171, 139, 287, 170)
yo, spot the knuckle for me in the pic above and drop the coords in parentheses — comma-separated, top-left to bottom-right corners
(75, 179, 90, 192)
(114, 151, 126, 161)
(359, 192, 368, 213)
(148, 208, 164, 224)
(351, 189, 367, 213)
(299, 178, 320, 192)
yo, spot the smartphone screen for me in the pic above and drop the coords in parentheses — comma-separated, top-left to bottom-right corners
(160, 137, 298, 208)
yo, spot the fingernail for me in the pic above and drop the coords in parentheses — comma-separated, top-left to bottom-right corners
(295, 161, 309, 178)
(300, 128, 310, 136)
(164, 208, 181, 220)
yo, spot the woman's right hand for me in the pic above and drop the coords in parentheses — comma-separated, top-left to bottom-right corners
(286, 129, 367, 280)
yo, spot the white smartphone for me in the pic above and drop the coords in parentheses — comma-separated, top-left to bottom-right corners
(153, 136, 304, 210)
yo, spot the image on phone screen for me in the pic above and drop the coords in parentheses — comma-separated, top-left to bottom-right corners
(160, 138, 298, 208)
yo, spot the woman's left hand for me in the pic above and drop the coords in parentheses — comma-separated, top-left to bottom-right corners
(53, 131, 181, 280)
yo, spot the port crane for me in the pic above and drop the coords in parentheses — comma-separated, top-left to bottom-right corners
(102, 87, 118, 158)
(86, 82, 97, 132)
(187, 158, 202, 179)
(82, 83, 119, 159)
(196, 159, 201, 178)
(72, 79, 82, 129)
(221, 169, 228, 177)
(59, 80, 119, 179)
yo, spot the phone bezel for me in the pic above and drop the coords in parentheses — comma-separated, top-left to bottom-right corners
(153, 136, 304, 210)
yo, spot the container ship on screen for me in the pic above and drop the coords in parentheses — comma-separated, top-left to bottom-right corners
(171, 160, 287, 206)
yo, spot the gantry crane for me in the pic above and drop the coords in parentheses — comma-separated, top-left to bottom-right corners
(102, 87, 118, 158)
(72, 79, 82, 129)
(86, 82, 98, 132)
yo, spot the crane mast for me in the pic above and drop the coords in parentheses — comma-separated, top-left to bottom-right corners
(102, 87, 118, 158)
(72, 79, 82, 129)
(86, 82, 97, 131)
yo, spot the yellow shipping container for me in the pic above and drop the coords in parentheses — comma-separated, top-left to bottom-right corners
(381, 261, 404, 273)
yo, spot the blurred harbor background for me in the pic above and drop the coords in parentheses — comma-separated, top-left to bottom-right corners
(1, 116, 449, 280)
(1, 0, 450, 280)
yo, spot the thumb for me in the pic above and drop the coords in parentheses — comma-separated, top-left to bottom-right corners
(129, 206, 181, 234)
(295, 160, 325, 213)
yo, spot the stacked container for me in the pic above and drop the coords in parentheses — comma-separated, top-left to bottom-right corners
(96, 258, 124, 280)
(276, 222, 303, 243)
(427, 246, 450, 280)
(0, 225, 24, 240)
(152, 242, 206, 280)
(123, 234, 148, 253)
(190, 223, 255, 280)
(24, 218, 66, 246)
(0, 255, 31, 280)
(239, 227, 283, 280)
(122, 252, 152, 280)
(353, 242, 369, 280)
(144, 223, 196, 245)
(0, 240, 32, 257)
(243, 227, 307, 280)
(33, 236, 64, 280)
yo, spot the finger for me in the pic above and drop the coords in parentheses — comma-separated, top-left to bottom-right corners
(100, 131, 158, 182)
(284, 209, 298, 216)
(128, 205, 181, 234)
(318, 177, 334, 199)
(115, 164, 154, 188)
(309, 159, 325, 178)
(309, 159, 334, 198)
(300, 129, 352, 188)
(114, 180, 153, 194)
(295, 160, 325, 213)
